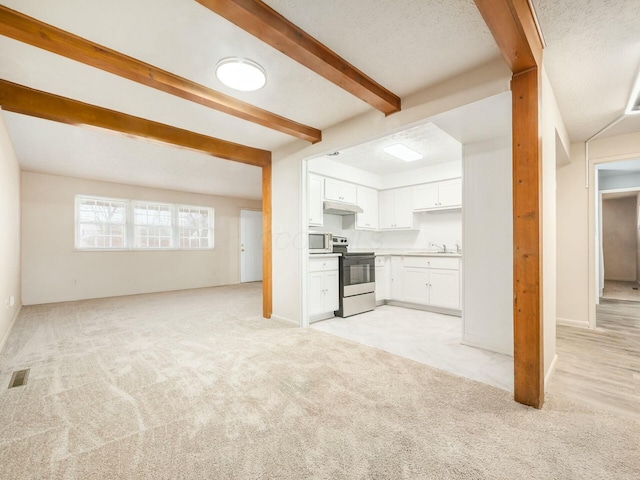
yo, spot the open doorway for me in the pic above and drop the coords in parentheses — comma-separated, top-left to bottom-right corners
(595, 159, 640, 305)
(601, 190, 640, 302)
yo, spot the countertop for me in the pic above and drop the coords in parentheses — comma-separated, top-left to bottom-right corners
(355, 250, 462, 258)
(310, 251, 462, 258)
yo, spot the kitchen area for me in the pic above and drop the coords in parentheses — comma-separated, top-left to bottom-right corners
(303, 111, 514, 391)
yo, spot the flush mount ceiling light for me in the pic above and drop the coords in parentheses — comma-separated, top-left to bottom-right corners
(215, 57, 267, 92)
(625, 69, 640, 115)
(383, 143, 423, 162)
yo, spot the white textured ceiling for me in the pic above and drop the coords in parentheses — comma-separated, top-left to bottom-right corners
(316, 92, 511, 176)
(264, 0, 499, 98)
(0, 0, 504, 198)
(3, 112, 263, 200)
(532, 0, 640, 141)
(3, 1, 640, 198)
(322, 123, 462, 175)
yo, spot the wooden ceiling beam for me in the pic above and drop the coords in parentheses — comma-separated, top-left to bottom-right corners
(0, 5, 321, 144)
(473, 0, 543, 74)
(0, 79, 270, 167)
(196, 0, 401, 115)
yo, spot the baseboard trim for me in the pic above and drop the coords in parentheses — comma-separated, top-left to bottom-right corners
(557, 317, 589, 328)
(0, 304, 22, 354)
(460, 338, 513, 356)
(544, 353, 559, 390)
(383, 300, 462, 317)
(270, 314, 298, 326)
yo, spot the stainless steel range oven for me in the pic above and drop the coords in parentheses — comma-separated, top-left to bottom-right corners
(335, 252, 376, 317)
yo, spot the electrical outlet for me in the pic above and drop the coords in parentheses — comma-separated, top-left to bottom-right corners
(7, 296, 15, 307)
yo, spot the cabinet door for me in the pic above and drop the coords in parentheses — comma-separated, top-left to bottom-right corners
(429, 269, 460, 309)
(393, 188, 413, 228)
(323, 270, 340, 312)
(390, 256, 404, 300)
(324, 178, 356, 203)
(438, 178, 462, 208)
(341, 182, 357, 204)
(403, 267, 430, 305)
(308, 272, 325, 316)
(413, 183, 439, 210)
(378, 190, 395, 229)
(308, 174, 324, 226)
(324, 178, 341, 202)
(356, 185, 379, 229)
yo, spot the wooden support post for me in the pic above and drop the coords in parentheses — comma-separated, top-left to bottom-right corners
(511, 68, 544, 408)
(262, 163, 272, 319)
(474, 0, 545, 408)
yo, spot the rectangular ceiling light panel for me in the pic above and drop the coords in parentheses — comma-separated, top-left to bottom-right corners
(383, 143, 423, 162)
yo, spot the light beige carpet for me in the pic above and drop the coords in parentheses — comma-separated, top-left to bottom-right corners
(0, 283, 638, 479)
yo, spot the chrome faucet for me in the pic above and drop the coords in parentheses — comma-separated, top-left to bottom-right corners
(431, 243, 447, 253)
(455, 243, 461, 253)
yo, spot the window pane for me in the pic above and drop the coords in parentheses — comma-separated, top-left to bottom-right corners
(178, 206, 213, 249)
(133, 202, 173, 248)
(76, 196, 127, 249)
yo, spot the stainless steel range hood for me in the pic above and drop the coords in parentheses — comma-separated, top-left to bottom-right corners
(323, 200, 363, 215)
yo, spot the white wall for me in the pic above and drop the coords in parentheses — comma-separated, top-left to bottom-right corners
(0, 110, 22, 352)
(541, 67, 562, 380)
(557, 131, 640, 327)
(602, 197, 637, 281)
(21, 172, 260, 305)
(556, 146, 590, 326)
(272, 58, 512, 324)
(462, 135, 513, 355)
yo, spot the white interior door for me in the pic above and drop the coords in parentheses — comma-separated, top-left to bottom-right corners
(240, 209, 263, 283)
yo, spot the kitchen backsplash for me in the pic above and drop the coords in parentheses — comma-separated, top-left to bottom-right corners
(311, 212, 462, 252)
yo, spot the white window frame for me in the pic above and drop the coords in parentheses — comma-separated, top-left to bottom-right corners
(74, 195, 215, 251)
(177, 204, 215, 250)
(75, 195, 129, 251)
(132, 200, 174, 250)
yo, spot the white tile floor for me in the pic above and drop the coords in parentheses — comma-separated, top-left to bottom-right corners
(312, 305, 514, 392)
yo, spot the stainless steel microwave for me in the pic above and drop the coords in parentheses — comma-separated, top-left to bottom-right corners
(309, 232, 333, 253)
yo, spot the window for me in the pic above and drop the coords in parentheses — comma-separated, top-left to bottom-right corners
(134, 202, 173, 249)
(75, 195, 214, 250)
(76, 196, 127, 249)
(179, 206, 213, 248)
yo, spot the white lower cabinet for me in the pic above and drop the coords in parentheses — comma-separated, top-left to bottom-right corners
(402, 256, 460, 309)
(429, 268, 460, 309)
(378, 255, 461, 311)
(389, 256, 404, 300)
(308, 256, 339, 318)
(375, 256, 389, 302)
(403, 267, 430, 304)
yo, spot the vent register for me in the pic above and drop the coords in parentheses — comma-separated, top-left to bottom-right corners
(8, 369, 30, 388)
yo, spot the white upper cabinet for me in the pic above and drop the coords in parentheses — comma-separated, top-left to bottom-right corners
(413, 178, 462, 210)
(355, 185, 378, 230)
(379, 187, 413, 229)
(324, 178, 357, 204)
(308, 173, 324, 226)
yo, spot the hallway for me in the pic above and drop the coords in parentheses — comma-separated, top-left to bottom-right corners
(549, 298, 640, 420)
